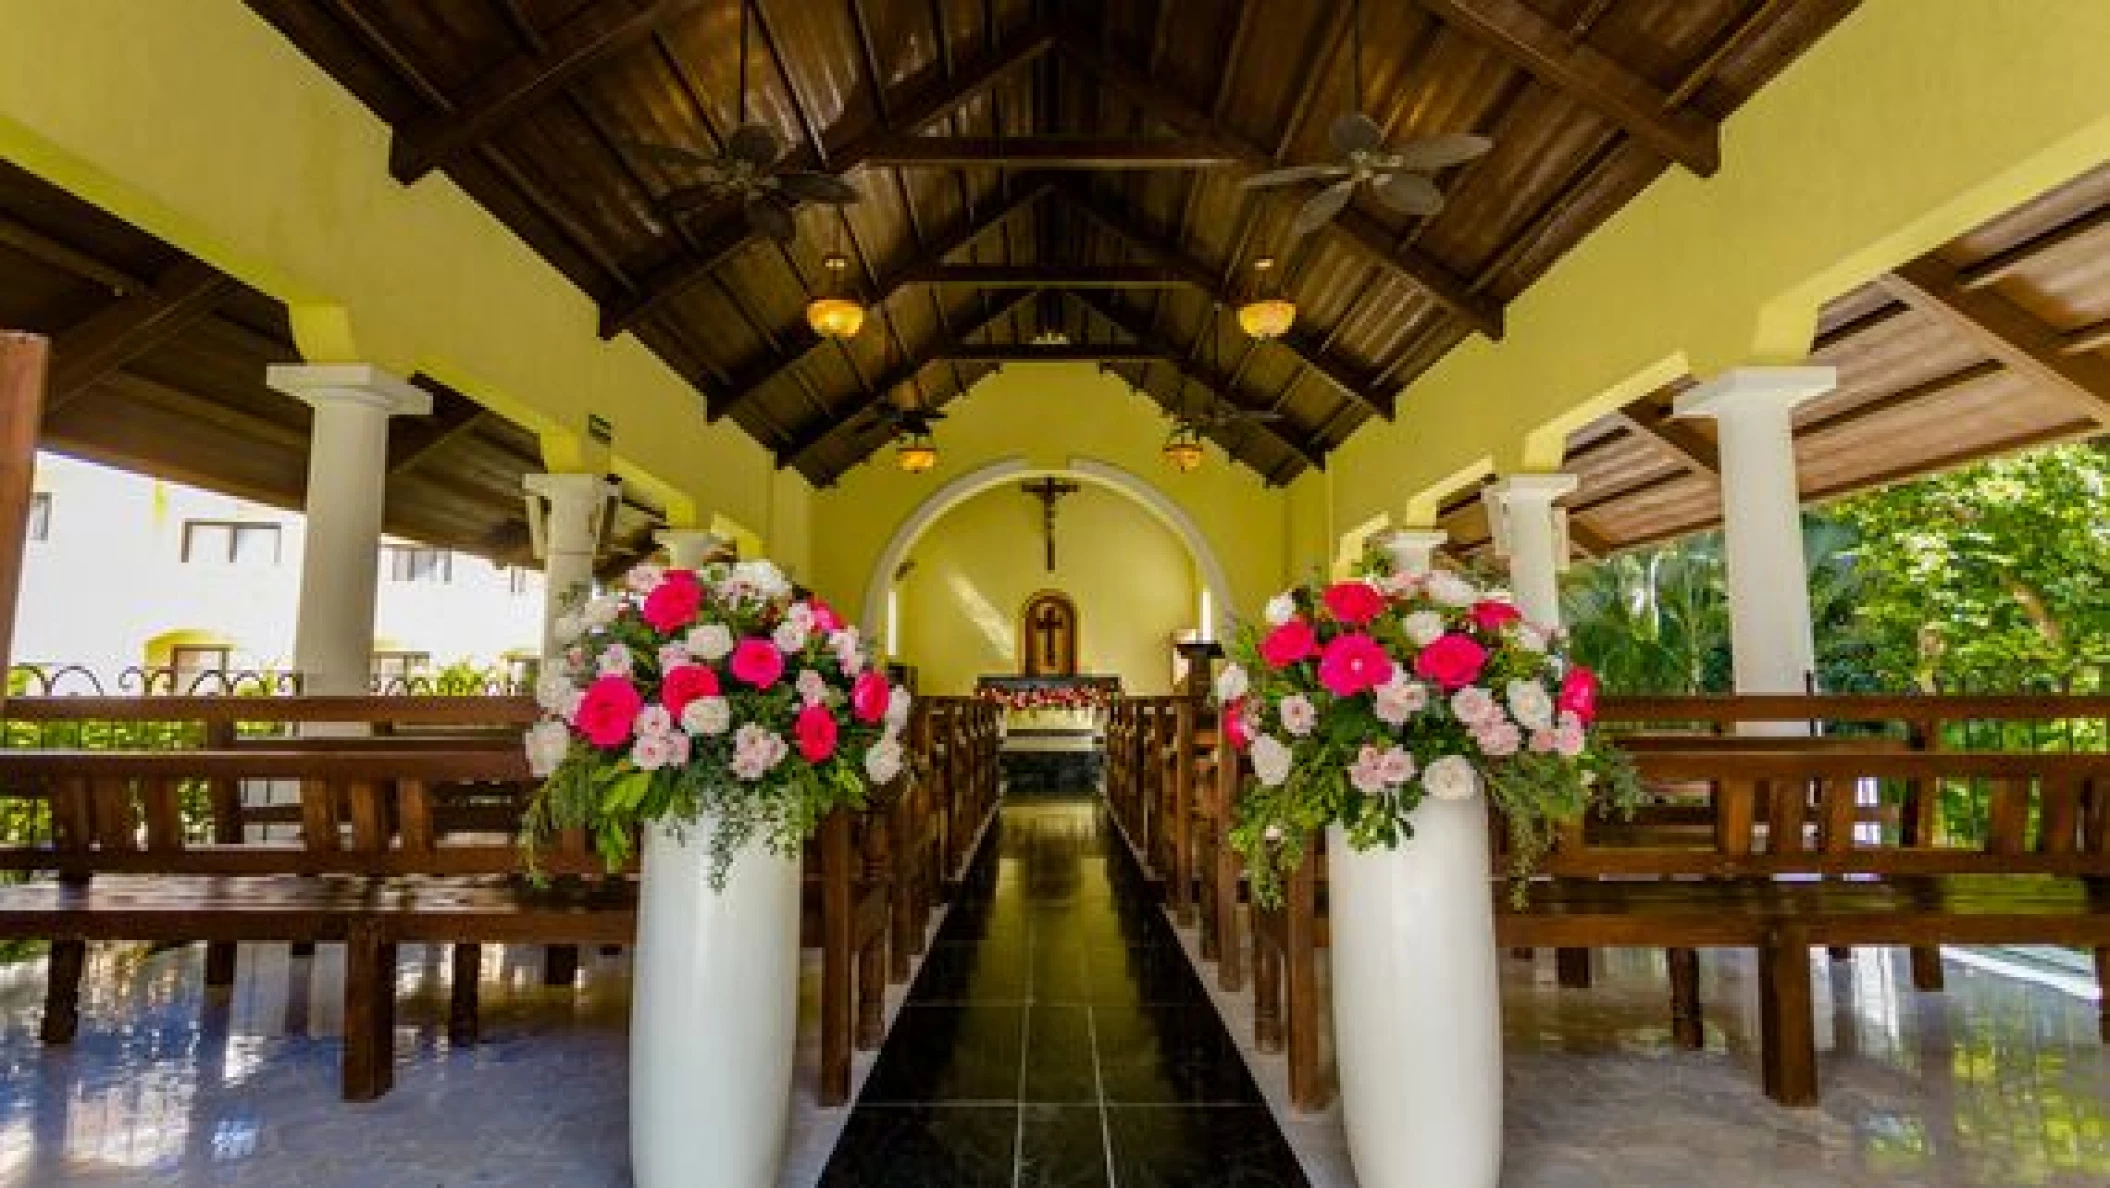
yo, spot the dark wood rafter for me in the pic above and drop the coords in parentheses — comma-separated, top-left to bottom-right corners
(1616, 398, 1721, 474)
(894, 264, 1195, 289)
(46, 260, 238, 412)
(859, 136, 1242, 168)
(1411, 0, 1721, 177)
(1054, 30, 1503, 340)
(0, 215, 149, 296)
(1070, 290, 1325, 476)
(709, 180, 1056, 422)
(388, 0, 714, 184)
(1054, 185, 1398, 417)
(599, 18, 1060, 339)
(936, 344, 1170, 362)
(778, 292, 1038, 474)
(386, 395, 489, 476)
(1878, 256, 2110, 425)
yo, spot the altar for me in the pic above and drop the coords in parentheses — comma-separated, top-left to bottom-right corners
(975, 675, 1118, 793)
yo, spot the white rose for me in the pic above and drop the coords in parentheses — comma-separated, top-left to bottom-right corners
(829, 628, 864, 674)
(1422, 754, 1480, 801)
(524, 720, 571, 777)
(534, 671, 575, 714)
(795, 668, 829, 706)
(631, 732, 676, 771)
(598, 643, 634, 677)
(624, 563, 666, 594)
(773, 619, 809, 653)
(633, 704, 673, 737)
(864, 738, 905, 785)
(884, 687, 913, 730)
(1214, 662, 1250, 703)
(1403, 611, 1447, 647)
(1425, 571, 1477, 608)
(1378, 746, 1416, 786)
(658, 644, 692, 672)
(1263, 594, 1296, 626)
(1514, 623, 1548, 653)
(681, 696, 731, 737)
(686, 623, 734, 662)
(784, 602, 815, 634)
(1505, 679, 1554, 731)
(1473, 719, 1521, 758)
(1248, 735, 1293, 788)
(582, 596, 622, 628)
(1373, 674, 1428, 726)
(1348, 744, 1389, 795)
(1278, 693, 1317, 737)
(729, 724, 789, 780)
(1450, 686, 1499, 727)
(729, 560, 791, 600)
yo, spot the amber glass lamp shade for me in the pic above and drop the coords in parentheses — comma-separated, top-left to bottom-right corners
(1237, 297, 1296, 340)
(1161, 425, 1205, 473)
(807, 253, 865, 339)
(895, 431, 938, 474)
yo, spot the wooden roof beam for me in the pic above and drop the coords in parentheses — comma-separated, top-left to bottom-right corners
(935, 344, 1171, 363)
(1614, 398, 1720, 474)
(1053, 31, 1503, 340)
(1411, 0, 1720, 176)
(708, 179, 1055, 422)
(860, 136, 1241, 169)
(600, 19, 1058, 339)
(0, 215, 149, 296)
(1053, 185, 1398, 417)
(778, 292, 1038, 474)
(387, 392, 490, 476)
(1070, 290, 1325, 476)
(389, 0, 712, 184)
(1878, 256, 2110, 426)
(897, 264, 1195, 288)
(46, 259, 237, 413)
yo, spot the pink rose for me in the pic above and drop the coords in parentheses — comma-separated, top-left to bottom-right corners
(1222, 698, 1252, 752)
(574, 675, 643, 748)
(1259, 618, 1319, 669)
(641, 570, 703, 632)
(659, 664, 721, 718)
(794, 703, 839, 763)
(1557, 667, 1600, 726)
(730, 638, 786, 689)
(1321, 581, 1386, 626)
(809, 598, 843, 633)
(851, 670, 890, 724)
(1469, 600, 1522, 633)
(1413, 634, 1488, 692)
(1317, 632, 1394, 697)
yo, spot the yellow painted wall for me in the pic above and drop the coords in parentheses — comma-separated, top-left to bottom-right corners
(1328, 0, 2110, 538)
(897, 484, 1196, 695)
(807, 363, 1291, 621)
(0, 0, 804, 560)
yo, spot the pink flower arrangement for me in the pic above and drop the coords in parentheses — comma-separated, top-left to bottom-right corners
(521, 558, 913, 886)
(975, 684, 1114, 713)
(1217, 563, 1640, 907)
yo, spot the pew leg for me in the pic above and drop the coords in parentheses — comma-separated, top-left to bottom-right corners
(342, 923, 397, 1102)
(543, 945, 579, 987)
(1253, 926, 1284, 1054)
(40, 939, 86, 1044)
(203, 941, 238, 989)
(448, 943, 481, 1047)
(2095, 948, 2110, 1044)
(1216, 863, 1244, 994)
(1909, 946, 1946, 992)
(1667, 948, 1703, 1050)
(856, 934, 888, 1050)
(1556, 947, 1593, 989)
(1758, 928, 1818, 1107)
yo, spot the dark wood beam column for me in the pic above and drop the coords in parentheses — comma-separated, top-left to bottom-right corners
(389, 0, 713, 184)
(601, 20, 1058, 339)
(1070, 291, 1325, 476)
(1879, 257, 2110, 426)
(1053, 186, 1398, 417)
(1054, 32, 1502, 340)
(45, 260, 236, 413)
(0, 333, 48, 694)
(1412, 0, 1721, 176)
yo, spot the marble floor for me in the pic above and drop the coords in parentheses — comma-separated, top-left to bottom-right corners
(0, 793, 2106, 1185)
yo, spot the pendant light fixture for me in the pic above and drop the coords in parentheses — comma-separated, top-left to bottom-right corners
(1237, 255, 1296, 340)
(895, 428, 938, 473)
(806, 237, 865, 339)
(1160, 421, 1205, 473)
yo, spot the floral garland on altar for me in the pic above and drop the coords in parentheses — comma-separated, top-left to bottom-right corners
(976, 684, 1112, 713)
(1216, 554, 1641, 907)
(519, 559, 911, 886)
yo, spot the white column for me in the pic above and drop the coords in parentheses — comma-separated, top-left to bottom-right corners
(267, 364, 430, 695)
(1373, 527, 1449, 576)
(1674, 366, 1834, 695)
(524, 473, 619, 661)
(1482, 473, 1578, 627)
(655, 528, 726, 570)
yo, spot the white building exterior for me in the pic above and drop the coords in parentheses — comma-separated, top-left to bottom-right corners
(15, 453, 544, 688)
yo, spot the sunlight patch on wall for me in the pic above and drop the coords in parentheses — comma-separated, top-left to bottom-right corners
(943, 568, 1016, 666)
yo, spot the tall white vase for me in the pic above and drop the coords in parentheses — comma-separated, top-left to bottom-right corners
(1328, 794, 1503, 1188)
(630, 819, 800, 1188)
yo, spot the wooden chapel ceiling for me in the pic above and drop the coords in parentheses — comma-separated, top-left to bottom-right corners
(245, 0, 1859, 487)
(0, 158, 668, 572)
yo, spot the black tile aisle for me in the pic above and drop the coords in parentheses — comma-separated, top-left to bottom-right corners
(820, 793, 1310, 1188)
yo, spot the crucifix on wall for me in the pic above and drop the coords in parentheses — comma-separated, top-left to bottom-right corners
(1019, 478, 1080, 572)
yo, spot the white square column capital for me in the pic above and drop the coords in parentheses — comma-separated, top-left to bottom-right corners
(1371, 527, 1448, 576)
(1481, 472, 1579, 508)
(655, 528, 729, 570)
(267, 363, 432, 418)
(1673, 365, 1835, 422)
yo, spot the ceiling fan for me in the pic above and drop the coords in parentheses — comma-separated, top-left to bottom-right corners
(1239, 0, 1491, 238)
(849, 402, 948, 437)
(628, 0, 857, 244)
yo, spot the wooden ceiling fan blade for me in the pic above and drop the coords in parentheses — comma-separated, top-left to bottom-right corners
(1289, 179, 1356, 238)
(775, 170, 861, 204)
(1373, 171, 1445, 217)
(1329, 111, 1385, 156)
(1392, 132, 1494, 171)
(623, 139, 719, 171)
(1239, 163, 1350, 190)
(726, 122, 784, 166)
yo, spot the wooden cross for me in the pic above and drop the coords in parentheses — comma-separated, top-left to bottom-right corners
(1020, 478, 1079, 571)
(1034, 604, 1066, 669)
